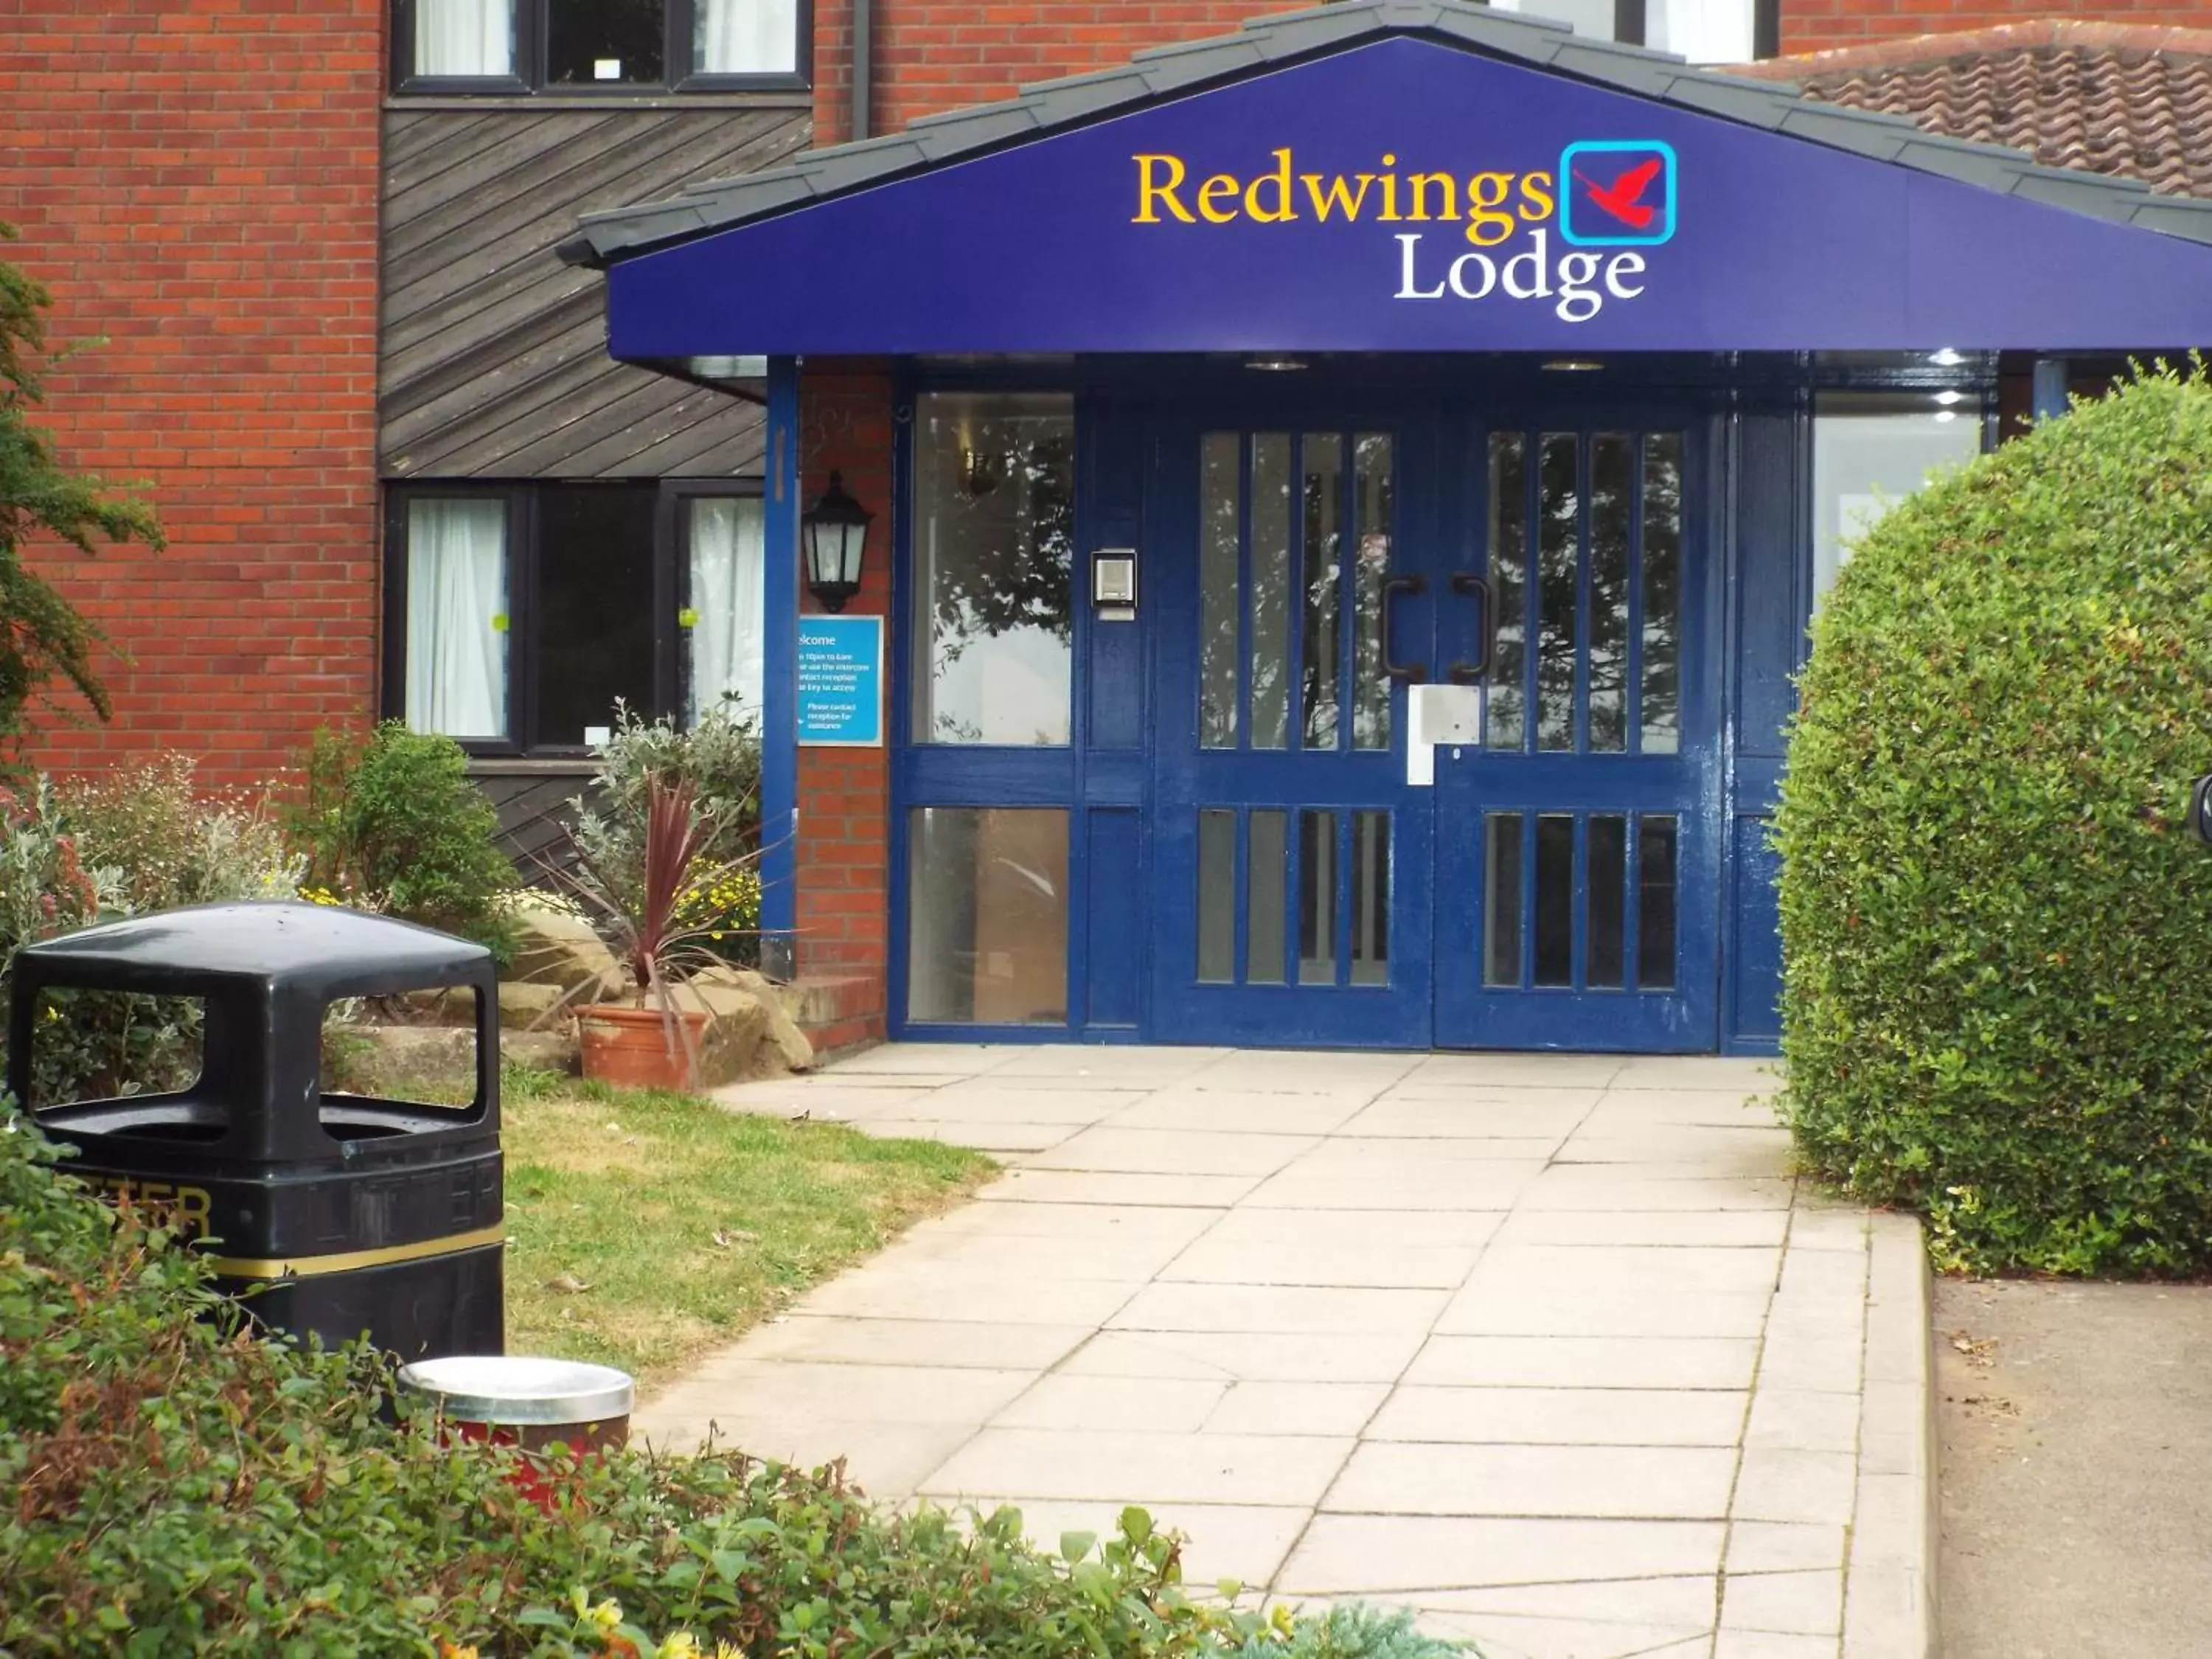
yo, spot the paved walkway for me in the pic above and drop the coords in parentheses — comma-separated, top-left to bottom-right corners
(642, 1046, 1933, 1659)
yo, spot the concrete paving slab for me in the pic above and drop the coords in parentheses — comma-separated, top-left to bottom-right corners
(1325, 1441, 1739, 1519)
(920, 1426, 1354, 1506)
(640, 1046, 1919, 1657)
(1367, 1385, 1748, 1447)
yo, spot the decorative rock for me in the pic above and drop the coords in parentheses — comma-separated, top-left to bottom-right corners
(693, 965, 815, 1073)
(497, 979, 571, 1030)
(663, 978, 773, 1088)
(509, 901, 621, 995)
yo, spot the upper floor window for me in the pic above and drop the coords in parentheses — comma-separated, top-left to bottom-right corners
(394, 0, 806, 94)
(1491, 0, 1774, 62)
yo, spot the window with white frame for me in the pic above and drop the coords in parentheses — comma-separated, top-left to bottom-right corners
(394, 0, 805, 92)
(1488, 0, 1775, 61)
(390, 482, 766, 753)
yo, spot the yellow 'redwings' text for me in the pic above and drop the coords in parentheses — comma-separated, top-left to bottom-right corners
(1128, 146, 1655, 323)
(1133, 148, 1557, 247)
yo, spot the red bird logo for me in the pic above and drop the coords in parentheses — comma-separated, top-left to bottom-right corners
(1573, 157, 1665, 230)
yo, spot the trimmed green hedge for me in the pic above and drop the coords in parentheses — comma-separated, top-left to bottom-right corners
(0, 1115, 1464, 1657)
(1776, 366, 2212, 1276)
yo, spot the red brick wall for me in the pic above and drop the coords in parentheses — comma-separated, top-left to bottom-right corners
(1785, 1, 2212, 55)
(814, 0, 1304, 145)
(0, 0, 384, 788)
(794, 365, 896, 1032)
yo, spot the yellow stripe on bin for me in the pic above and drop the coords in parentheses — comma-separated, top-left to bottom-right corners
(204, 1224, 507, 1281)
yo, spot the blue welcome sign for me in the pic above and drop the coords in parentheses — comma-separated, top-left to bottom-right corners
(605, 36, 2212, 355)
(796, 616, 883, 747)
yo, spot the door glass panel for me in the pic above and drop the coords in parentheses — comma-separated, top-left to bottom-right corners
(1352, 810, 1389, 985)
(1638, 814, 1678, 991)
(1533, 813, 1575, 987)
(537, 484, 655, 748)
(1197, 809, 1236, 983)
(1301, 436, 1343, 750)
(1248, 809, 1289, 984)
(1642, 433, 1683, 755)
(908, 808, 1068, 1024)
(1588, 815, 1627, 989)
(1251, 435, 1293, 751)
(1484, 813, 1523, 988)
(1351, 434, 1393, 751)
(1588, 435, 1631, 754)
(1535, 434, 1579, 752)
(912, 393, 1074, 745)
(1298, 808, 1338, 984)
(1200, 433, 1240, 749)
(1486, 434, 1527, 751)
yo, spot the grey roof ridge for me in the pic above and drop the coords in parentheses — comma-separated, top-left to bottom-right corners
(558, 0, 2212, 267)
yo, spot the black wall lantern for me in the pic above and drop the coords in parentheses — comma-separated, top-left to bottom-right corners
(801, 470, 873, 613)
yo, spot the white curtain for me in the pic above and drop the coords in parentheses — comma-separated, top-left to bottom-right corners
(406, 498, 509, 738)
(1649, 0, 1756, 62)
(697, 0, 799, 74)
(415, 0, 514, 77)
(688, 497, 766, 723)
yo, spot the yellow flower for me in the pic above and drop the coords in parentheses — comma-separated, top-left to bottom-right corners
(657, 1635, 703, 1659)
(439, 1645, 481, 1659)
(587, 1599, 624, 1635)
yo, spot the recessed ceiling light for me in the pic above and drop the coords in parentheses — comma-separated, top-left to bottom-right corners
(1934, 390, 1966, 406)
(1244, 355, 1309, 372)
(1933, 409, 1959, 423)
(1929, 347, 1966, 366)
(1542, 359, 1604, 372)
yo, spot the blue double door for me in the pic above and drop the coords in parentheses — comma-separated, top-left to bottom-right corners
(1144, 403, 1722, 1051)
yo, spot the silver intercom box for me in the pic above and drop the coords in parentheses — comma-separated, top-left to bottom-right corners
(1093, 549, 1138, 619)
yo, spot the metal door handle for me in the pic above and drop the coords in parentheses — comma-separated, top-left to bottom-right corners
(1382, 573, 1427, 685)
(1448, 571, 1492, 685)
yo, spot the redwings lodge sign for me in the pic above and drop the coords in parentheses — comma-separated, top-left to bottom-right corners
(1132, 140, 1677, 324)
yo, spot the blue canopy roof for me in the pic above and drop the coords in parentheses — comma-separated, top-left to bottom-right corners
(568, 0, 2212, 355)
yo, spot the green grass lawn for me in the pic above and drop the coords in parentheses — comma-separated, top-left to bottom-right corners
(498, 1066, 993, 1385)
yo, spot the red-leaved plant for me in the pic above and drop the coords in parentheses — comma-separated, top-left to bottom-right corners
(543, 774, 758, 1086)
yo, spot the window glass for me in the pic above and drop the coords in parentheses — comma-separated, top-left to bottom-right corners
(406, 497, 509, 740)
(686, 495, 765, 723)
(1648, 0, 1755, 61)
(696, 0, 798, 74)
(416, 0, 515, 75)
(912, 393, 1075, 745)
(1491, 0, 1618, 42)
(546, 0, 665, 84)
(907, 809, 1068, 1025)
(537, 486, 656, 746)
(1812, 393, 1983, 608)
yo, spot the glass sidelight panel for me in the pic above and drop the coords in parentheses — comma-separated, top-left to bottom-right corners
(1534, 435, 1579, 751)
(1587, 436, 1631, 754)
(1484, 813, 1524, 988)
(1200, 434, 1241, 748)
(1638, 815, 1679, 990)
(912, 394, 1075, 745)
(908, 808, 1069, 1024)
(1197, 809, 1237, 982)
(1251, 437, 1294, 750)
(1642, 434, 1683, 755)
(1533, 813, 1576, 986)
(1352, 810, 1390, 985)
(1301, 437, 1344, 749)
(1486, 435, 1527, 750)
(1587, 815, 1627, 989)
(1351, 436, 1394, 751)
(1248, 809, 1289, 984)
(1298, 809, 1338, 984)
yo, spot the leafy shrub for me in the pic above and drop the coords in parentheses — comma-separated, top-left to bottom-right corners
(1775, 366, 2212, 1275)
(291, 722, 519, 965)
(563, 703, 766, 973)
(0, 1113, 1465, 1658)
(0, 761, 302, 1105)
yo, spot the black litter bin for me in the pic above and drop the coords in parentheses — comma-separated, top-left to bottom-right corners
(7, 901, 504, 1361)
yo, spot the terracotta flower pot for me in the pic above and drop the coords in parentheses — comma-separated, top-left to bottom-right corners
(576, 1002, 709, 1091)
